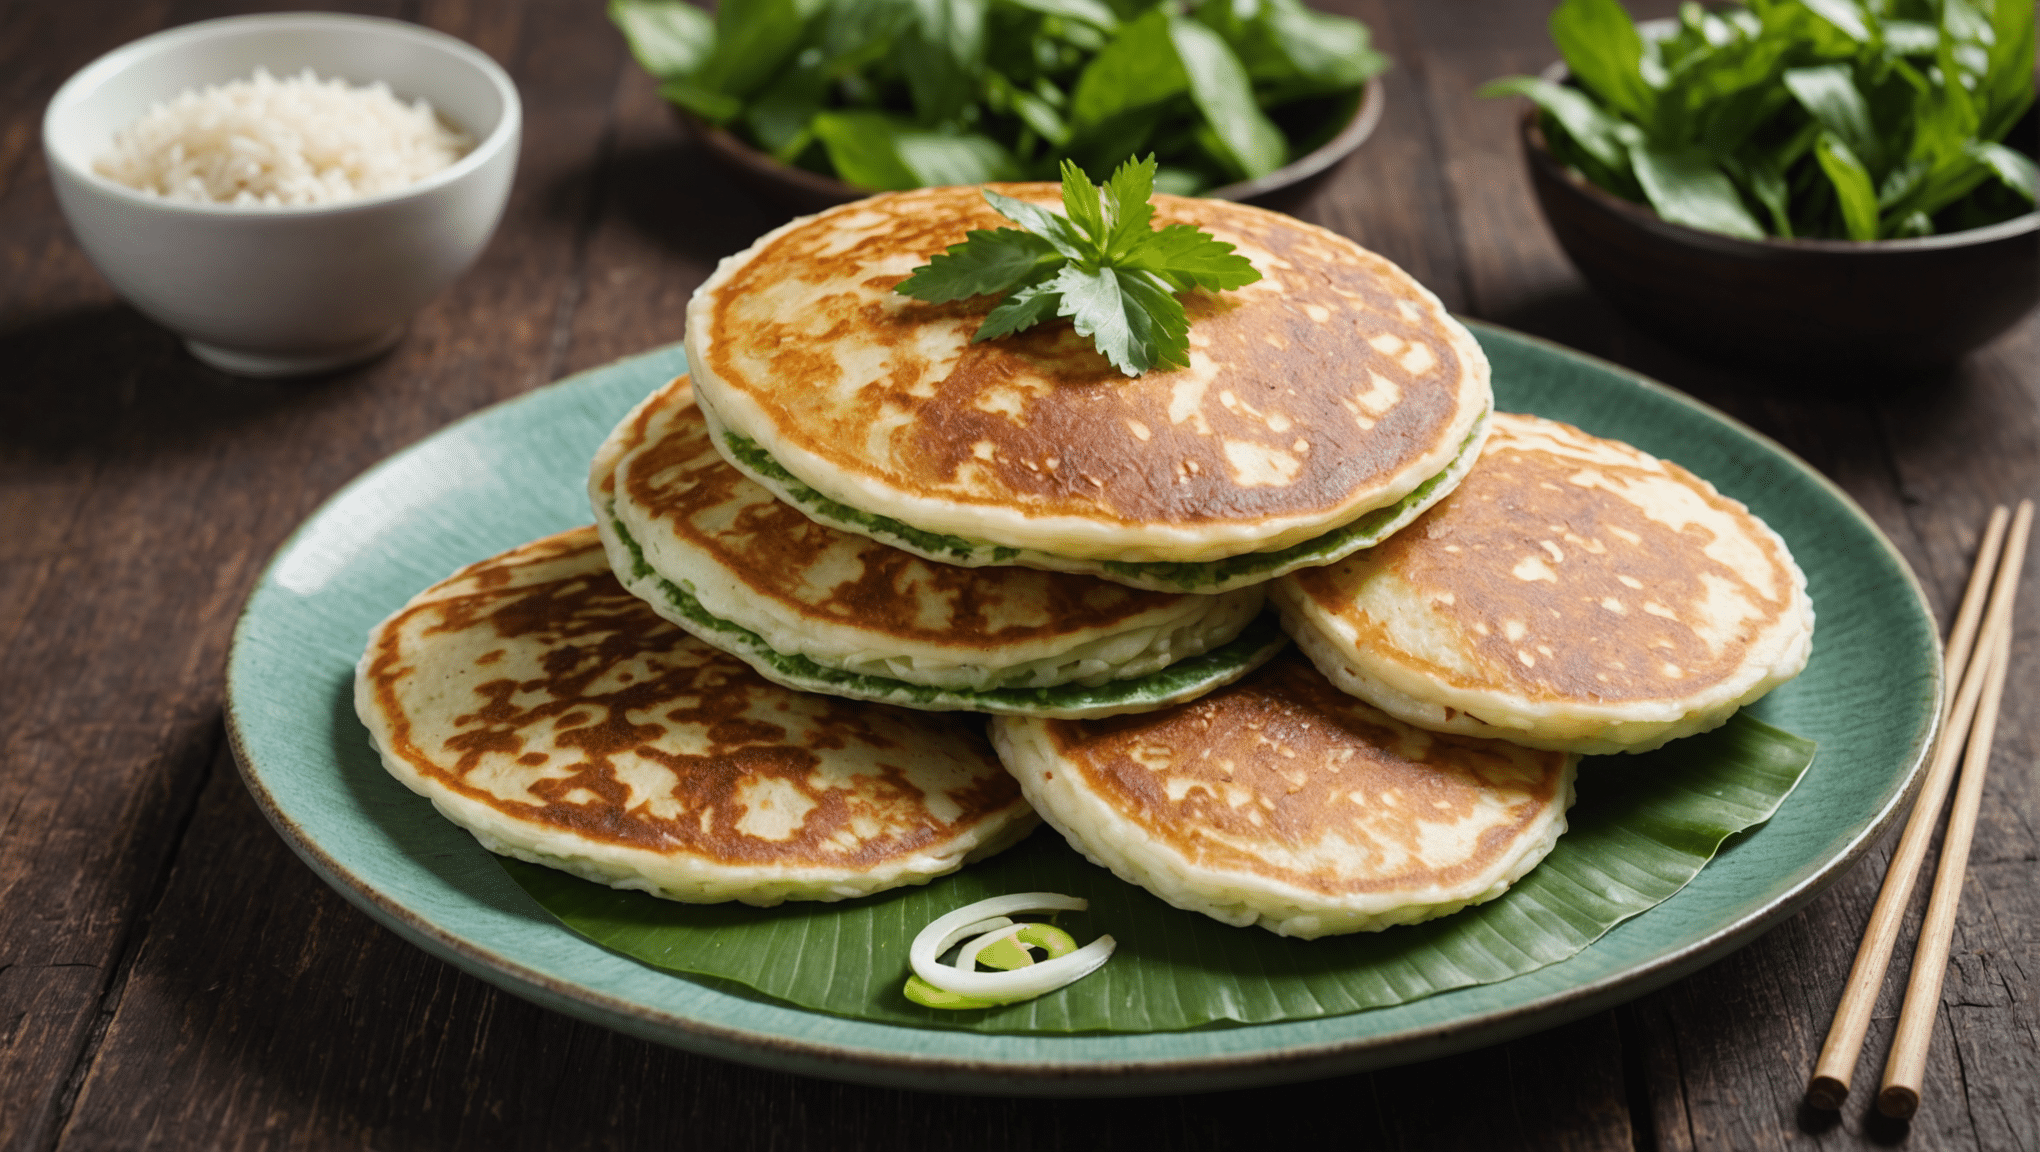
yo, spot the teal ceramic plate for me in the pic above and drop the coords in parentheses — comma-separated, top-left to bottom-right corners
(226, 324, 1941, 1096)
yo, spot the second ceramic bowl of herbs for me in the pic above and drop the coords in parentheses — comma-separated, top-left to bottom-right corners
(610, 0, 1387, 213)
(1485, 0, 2038, 374)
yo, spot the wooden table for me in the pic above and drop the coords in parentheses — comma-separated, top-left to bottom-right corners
(5, 2, 2035, 1148)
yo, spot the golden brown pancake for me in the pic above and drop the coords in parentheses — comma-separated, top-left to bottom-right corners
(686, 184, 1491, 569)
(355, 526, 1037, 905)
(590, 377, 1283, 717)
(991, 650, 1576, 938)
(1272, 413, 1815, 754)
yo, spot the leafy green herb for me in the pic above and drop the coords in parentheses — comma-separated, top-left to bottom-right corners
(894, 155, 1261, 375)
(609, 0, 1387, 194)
(1482, 0, 2037, 240)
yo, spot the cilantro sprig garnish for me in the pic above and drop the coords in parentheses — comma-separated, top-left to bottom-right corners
(895, 156, 1262, 376)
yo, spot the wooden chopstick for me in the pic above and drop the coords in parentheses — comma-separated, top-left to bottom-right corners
(1938, 507, 2013, 718)
(1878, 505, 2028, 1117)
(1805, 502, 2025, 1110)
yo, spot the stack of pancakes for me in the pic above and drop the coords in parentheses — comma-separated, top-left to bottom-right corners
(357, 184, 1811, 938)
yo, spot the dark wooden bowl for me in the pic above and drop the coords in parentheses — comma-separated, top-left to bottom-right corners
(682, 77, 1385, 218)
(1520, 105, 2040, 373)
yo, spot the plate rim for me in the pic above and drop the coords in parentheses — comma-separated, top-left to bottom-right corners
(225, 321, 1943, 1094)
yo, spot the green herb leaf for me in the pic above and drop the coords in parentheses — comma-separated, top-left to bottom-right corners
(896, 131, 1022, 184)
(896, 227, 1062, 301)
(1877, 156, 1929, 209)
(1000, 0, 1119, 32)
(1889, 209, 1935, 237)
(1813, 130, 1880, 239)
(1799, 0, 1872, 43)
(1056, 264, 1186, 373)
(896, 0, 990, 123)
(700, 0, 822, 100)
(1678, 39, 1797, 148)
(973, 277, 1065, 340)
(1974, 141, 2039, 204)
(1783, 64, 1884, 175)
(1122, 224, 1260, 291)
(1168, 16, 1288, 180)
(1727, 152, 1794, 236)
(1550, 0, 1657, 125)
(995, 75, 1073, 147)
(1980, 0, 2037, 141)
(1629, 140, 1767, 239)
(812, 111, 921, 188)
(1887, 150, 1995, 223)
(746, 68, 832, 153)
(1069, 8, 1187, 130)
(1058, 157, 1110, 244)
(898, 155, 1259, 373)
(658, 77, 745, 124)
(1883, 20, 1940, 57)
(981, 186, 1093, 258)
(609, 0, 718, 78)
(1933, 16, 1986, 143)
(1259, 0, 1387, 89)
(812, 112, 1022, 190)
(1479, 76, 1638, 173)
(1062, 108, 1167, 181)
(1099, 154, 1158, 256)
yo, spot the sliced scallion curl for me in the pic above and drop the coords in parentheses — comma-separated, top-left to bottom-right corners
(903, 922, 1087, 1008)
(945, 917, 1017, 949)
(902, 975, 1005, 1010)
(956, 923, 1031, 973)
(907, 893, 1115, 1005)
(975, 922, 1078, 971)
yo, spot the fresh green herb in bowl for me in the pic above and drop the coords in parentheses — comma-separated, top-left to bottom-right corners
(609, 0, 1387, 197)
(1482, 0, 2036, 242)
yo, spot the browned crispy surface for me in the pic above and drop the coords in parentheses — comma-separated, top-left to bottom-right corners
(697, 185, 1476, 527)
(620, 377, 1192, 645)
(1040, 651, 1568, 895)
(1293, 414, 1801, 703)
(361, 527, 1022, 865)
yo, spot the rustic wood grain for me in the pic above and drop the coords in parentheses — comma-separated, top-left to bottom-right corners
(1295, 0, 1473, 312)
(0, 3, 282, 1143)
(0, 1, 625, 1146)
(559, 65, 776, 375)
(4, 0, 2034, 1148)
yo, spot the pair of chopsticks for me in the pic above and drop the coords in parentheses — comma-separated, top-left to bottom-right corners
(1806, 499, 2032, 1119)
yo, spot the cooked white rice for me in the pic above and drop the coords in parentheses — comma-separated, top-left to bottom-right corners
(93, 66, 472, 207)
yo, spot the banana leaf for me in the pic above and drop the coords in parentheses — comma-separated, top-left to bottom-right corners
(500, 711, 1814, 1033)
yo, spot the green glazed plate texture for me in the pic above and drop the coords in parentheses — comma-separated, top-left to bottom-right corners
(226, 325, 1940, 1095)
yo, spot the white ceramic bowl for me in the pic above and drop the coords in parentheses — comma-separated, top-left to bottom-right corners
(43, 13, 521, 376)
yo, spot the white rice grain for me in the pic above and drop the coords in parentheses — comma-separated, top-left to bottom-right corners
(94, 66, 472, 207)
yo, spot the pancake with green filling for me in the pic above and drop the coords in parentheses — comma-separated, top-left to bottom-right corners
(991, 650, 1577, 938)
(685, 184, 1492, 590)
(592, 377, 1287, 718)
(1272, 413, 1815, 755)
(356, 526, 1038, 906)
